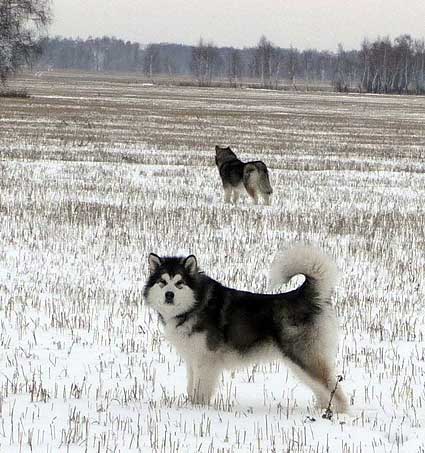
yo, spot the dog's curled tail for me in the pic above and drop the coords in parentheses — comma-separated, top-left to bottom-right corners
(269, 244, 338, 303)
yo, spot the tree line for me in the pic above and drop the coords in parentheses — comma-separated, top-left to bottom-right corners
(35, 35, 425, 94)
(1, 0, 424, 95)
(36, 36, 340, 88)
(38, 36, 142, 72)
(358, 36, 425, 94)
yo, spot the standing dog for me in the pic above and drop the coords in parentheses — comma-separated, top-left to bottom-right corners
(215, 145, 273, 205)
(143, 244, 348, 412)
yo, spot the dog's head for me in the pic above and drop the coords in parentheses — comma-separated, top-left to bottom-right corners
(215, 145, 237, 166)
(144, 254, 199, 322)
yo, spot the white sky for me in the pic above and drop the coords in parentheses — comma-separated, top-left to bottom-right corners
(50, 0, 425, 50)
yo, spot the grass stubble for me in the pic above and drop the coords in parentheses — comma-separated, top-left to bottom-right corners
(0, 71, 424, 452)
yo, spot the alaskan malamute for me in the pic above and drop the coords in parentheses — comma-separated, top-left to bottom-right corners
(143, 244, 348, 412)
(215, 145, 273, 205)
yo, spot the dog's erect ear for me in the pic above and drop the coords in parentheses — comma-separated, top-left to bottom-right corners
(215, 145, 220, 154)
(183, 255, 198, 275)
(148, 253, 162, 273)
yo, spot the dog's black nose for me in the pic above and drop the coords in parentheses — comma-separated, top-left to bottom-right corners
(165, 291, 174, 303)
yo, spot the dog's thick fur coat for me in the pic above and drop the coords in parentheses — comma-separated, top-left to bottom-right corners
(215, 145, 273, 205)
(144, 245, 348, 412)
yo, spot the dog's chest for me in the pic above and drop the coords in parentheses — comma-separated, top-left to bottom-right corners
(163, 319, 209, 361)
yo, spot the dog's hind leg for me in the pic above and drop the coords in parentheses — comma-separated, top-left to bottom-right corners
(286, 356, 349, 412)
(308, 360, 348, 413)
(246, 187, 258, 205)
(223, 186, 232, 203)
(191, 361, 221, 405)
(232, 189, 240, 204)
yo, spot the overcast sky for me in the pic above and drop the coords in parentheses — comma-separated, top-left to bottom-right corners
(51, 0, 425, 50)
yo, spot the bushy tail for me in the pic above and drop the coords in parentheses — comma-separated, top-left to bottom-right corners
(243, 162, 273, 195)
(269, 244, 338, 303)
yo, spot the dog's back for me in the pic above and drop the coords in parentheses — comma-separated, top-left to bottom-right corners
(215, 145, 245, 187)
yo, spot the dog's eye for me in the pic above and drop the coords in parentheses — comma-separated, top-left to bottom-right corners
(158, 279, 167, 287)
(175, 280, 185, 289)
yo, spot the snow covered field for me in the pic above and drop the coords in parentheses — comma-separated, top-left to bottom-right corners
(1, 71, 424, 452)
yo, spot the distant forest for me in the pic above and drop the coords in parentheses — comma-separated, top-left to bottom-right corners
(37, 35, 425, 94)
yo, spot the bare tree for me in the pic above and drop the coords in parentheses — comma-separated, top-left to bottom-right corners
(302, 49, 314, 90)
(143, 44, 160, 80)
(227, 48, 243, 87)
(0, 0, 51, 85)
(287, 45, 298, 89)
(413, 39, 425, 94)
(191, 38, 221, 86)
(254, 35, 281, 88)
(88, 37, 106, 72)
(394, 34, 413, 93)
(333, 43, 349, 92)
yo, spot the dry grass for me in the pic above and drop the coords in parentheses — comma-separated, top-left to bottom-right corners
(2, 70, 424, 166)
(0, 70, 424, 452)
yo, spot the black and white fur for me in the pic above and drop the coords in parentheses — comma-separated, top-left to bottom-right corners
(143, 245, 348, 412)
(215, 145, 273, 205)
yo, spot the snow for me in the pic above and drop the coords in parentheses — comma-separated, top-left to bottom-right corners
(0, 73, 424, 452)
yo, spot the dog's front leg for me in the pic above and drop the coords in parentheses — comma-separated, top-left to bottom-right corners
(224, 187, 232, 203)
(185, 362, 194, 398)
(262, 193, 271, 205)
(191, 362, 220, 405)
